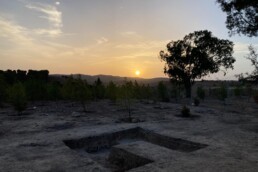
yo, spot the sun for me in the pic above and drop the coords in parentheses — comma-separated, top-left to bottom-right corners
(135, 70, 140, 76)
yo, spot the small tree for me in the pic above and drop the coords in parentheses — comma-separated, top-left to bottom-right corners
(93, 78, 105, 100)
(234, 85, 243, 97)
(245, 84, 253, 102)
(119, 81, 134, 121)
(157, 81, 169, 102)
(170, 82, 182, 102)
(0, 74, 7, 107)
(217, 84, 228, 104)
(73, 79, 92, 112)
(106, 81, 118, 102)
(159, 30, 235, 98)
(141, 84, 152, 101)
(8, 82, 27, 114)
(62, 77, 92, 112)
(46, 81, 62, 101)
(197, 86, 205, 101)
(254, 93, 258, 105)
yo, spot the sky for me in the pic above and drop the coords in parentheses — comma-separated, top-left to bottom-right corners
(0, 0, 257, 79)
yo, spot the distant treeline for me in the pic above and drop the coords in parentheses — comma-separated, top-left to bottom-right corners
(0, 70, 173, 113)
(0, 69, 49, 84)
(0, 69, 257, 114)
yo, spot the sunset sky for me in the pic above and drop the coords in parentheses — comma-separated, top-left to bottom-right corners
(0, 0, 257, 79)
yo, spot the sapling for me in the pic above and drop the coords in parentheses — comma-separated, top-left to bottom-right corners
(8, 82, 27, 115)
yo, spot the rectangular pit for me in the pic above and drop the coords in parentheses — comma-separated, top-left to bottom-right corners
(64, 127, 207, 153)
(63, 127, 208, 171)
(109, 146, 154, 172)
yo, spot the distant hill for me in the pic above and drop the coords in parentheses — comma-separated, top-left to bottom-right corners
(50, 74, 169, 86)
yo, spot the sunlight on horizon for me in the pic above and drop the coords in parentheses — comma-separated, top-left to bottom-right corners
(135, 70, 141, 76)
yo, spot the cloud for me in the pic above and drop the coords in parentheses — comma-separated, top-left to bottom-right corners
(120, 31, 143, 39)
(25, 2, 62, 36)
(0, 17, 32, 43)
(115, 40, 169, 50)
(34, 29, 62, 37)
(0, 16, 74, 61)
(97, 37, 108, 44)
(121, 31, 138, 36)
(234, 42, 258, 53)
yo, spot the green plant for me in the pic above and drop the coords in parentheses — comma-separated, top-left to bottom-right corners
(170, 84, 182, 102)
(196, 86, 205, 100)
(157, 81, 169, 102)
(234, 85, 243, 97)
(8, 82, 27, 114)
(159, 30, 235, 98)
(181, 106, 190, 117)
(106, 81, 118, 102)
(194, 98, 200, 106)
(246, 84, 253, 102)
(93, 78, 105, 100)
(62, 77, 92, 112)
(218, 84, 228, 103)
(119, 81, 135, 121)
(0, 74, 7, 107)
(254, 93, 258, 104)
(74, 79, 92, 112)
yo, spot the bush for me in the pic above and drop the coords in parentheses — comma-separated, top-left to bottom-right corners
(119, 81, 134, 120)
(181, 106, 190, 117)
(106, 81, 118, 102)
(194, 98, 200, 106)
(8, 82, 27, 114)
(254, 93, 258, 104)
(157, 81, 169, 102)
(234, 85, 243, 97)
(170, 84, 182, 102)
(0, 74, 7, 107)
(196, 86, 205, 100)
(217, 84, 227, 103)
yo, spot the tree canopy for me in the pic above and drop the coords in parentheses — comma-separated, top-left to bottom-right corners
(159, 30, 235, 97)
(217, 0, 258, 37)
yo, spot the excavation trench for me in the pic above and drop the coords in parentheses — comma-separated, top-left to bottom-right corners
(63, 127, 208, 171)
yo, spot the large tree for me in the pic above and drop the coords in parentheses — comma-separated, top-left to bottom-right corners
(159, 30, 235, 98)
(217, 0, 258, 37)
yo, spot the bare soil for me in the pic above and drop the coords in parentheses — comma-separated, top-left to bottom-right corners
(0, 98, 258, 172)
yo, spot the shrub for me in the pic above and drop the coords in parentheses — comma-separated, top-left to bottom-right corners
(157, 81, 169, 102)
(254, 93, 258, 104)
(8, 82, 27, 114)
(234, 85, 243, 97)
(217, 84, 227, 103)
(194, 98, 200, 106)
(74, 79, 92, 112)
(119, 81, 135, 120)
(106, 81, 118, 102)
(196, 86, 205, 100)
(0, 74, 7, 107)
(170, 84, 182, 102)
(93, 78, 105, 100)
(246, 84, 253, 101)
(181, 106, 190, 117)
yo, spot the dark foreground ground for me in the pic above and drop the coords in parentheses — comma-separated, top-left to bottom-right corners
(0, 98, 258, 172)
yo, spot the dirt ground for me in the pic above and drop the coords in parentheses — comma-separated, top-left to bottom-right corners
(0, 97, 258, 172)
